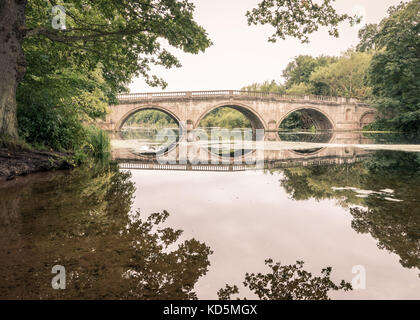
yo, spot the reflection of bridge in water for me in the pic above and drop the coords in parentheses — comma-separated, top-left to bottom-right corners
(118, 155, 368, 172)
(114, 132, 373, 172)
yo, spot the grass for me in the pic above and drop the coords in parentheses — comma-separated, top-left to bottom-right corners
(0, 135, 33, 152)
(85, 126, 111, 161)
(1, 126, 112, 176)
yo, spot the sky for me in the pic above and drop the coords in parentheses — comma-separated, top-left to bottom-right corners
(129, 0, 402, 93)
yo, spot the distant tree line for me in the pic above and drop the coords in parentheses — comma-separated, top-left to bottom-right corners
(242, 50, 373, 130)
(124, 110, 178, 129)
(198, 107, 251, 129)
(243, 51, 373, 100)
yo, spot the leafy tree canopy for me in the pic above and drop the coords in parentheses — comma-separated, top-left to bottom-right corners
(363, 0, 420, 133)
(242, 80, 285, 94)
(12, 0, 212, 150)
(246, 0, 360, 43)
(282, 55, 335, 89)
(310, 50, 373, 98)
(25, 0, 212, 90)
(0, 0, 212, 141)
(356, 23, 380, 52)
(198, 107, 251, 129)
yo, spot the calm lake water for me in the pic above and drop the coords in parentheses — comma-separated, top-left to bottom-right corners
(0, 130, 419, 299)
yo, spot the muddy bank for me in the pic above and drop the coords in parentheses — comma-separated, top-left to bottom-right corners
(0, 148, 74, 181)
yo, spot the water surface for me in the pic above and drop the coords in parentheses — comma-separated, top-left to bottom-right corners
(0, 131, 419, 299)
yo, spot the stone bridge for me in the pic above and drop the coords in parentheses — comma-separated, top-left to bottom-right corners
(99, 90, 376, 134)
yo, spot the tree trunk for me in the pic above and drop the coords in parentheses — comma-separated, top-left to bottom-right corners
(0, 0, 27, 139)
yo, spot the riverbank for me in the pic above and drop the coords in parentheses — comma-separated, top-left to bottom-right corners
(0, 148, 74, 181)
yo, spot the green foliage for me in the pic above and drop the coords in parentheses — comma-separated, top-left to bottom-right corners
(366, 150, 420, 176)
(243, 56, 339, 130)
(241, 80, 315, 132)
(199, 107, 251, 129)
(356, 24, 380, 52)
(16, 31, 105, 151)
(17, 96, 86, 152)
(244, 51, 371, 101)
(279, 112, 308, 130)
(218, 259, 352, 300)
(17, 51, 111, 158)
(247, 0, 360, 43)
(284, 83, 314, 96)
(124, 110, 178, 128)
(242, 80, 285, 94)
(84, 126, 111, 161)
(243, 51, 371, 130)
(16, 0, 211, 153)
(25, 0, 212, 89)
(363, 0, 420, 133)
(279, 164, 367, 206)
(0, 135, 33, 152)
(310, 50, 373, 98)
(282, 55, 336, 94)
(243, 49, 373, 130)
(17, 12, 114, 152)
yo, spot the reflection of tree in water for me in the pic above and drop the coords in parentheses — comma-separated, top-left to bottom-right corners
(277, 151, 420, 274)
(0, 163, 212, 299)
(362, 132, 420, 145)
(218, 260, 352, 300)
(350, 206, 419, 273)
(349, 151, 420, 273)
(278, 132, 333, 144)
(278, 164, 367, 207)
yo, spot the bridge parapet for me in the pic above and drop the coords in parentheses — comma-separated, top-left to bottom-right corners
(116, 90, 367, 106)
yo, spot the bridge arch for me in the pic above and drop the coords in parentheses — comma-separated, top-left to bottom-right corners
(115, 105, 185, 133)
(278, 106, 336, 131)
(360, 111, 376, 129)
(194, 102, 268, 132)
